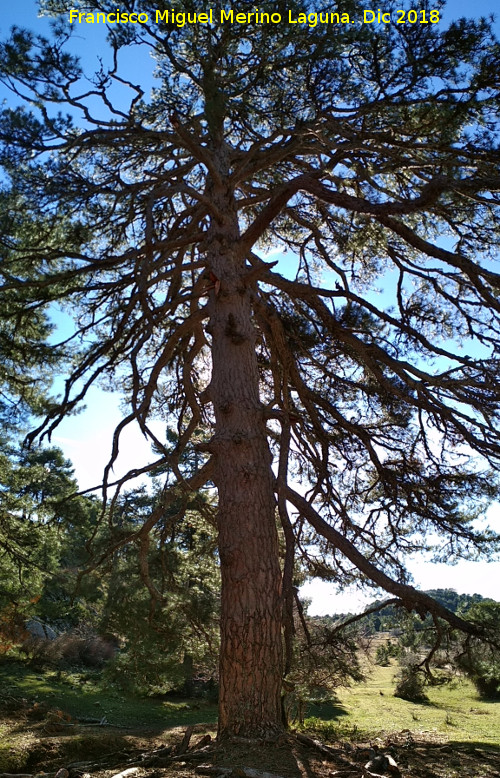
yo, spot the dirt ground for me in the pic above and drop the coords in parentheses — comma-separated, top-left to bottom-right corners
(4, 722, 499, 778)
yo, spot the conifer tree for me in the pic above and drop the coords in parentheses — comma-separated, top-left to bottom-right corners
(1, 0, 500, 736)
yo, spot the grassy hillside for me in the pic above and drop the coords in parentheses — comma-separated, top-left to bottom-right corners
(305, 661, 500, 745)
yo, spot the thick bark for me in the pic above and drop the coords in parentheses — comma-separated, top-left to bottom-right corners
(206, 189, 284, 738)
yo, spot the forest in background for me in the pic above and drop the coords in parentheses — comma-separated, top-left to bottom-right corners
(1, 436, 499, 708)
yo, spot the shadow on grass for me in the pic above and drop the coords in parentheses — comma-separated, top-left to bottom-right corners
(401, 739, 500, 778)
(447, 740, 500, 751)
(394, 693, 439, 708)
(0, 659, 217, 731)
(305, 700, 349, 720)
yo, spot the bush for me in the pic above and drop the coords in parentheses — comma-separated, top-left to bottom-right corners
(375, 644, 390, 666)
(455, 601, 500, 700)
(23, 629, 117, 668)
(471, 673, 500, 699)
(458, 653, 500, 699)
(375, 640, 399, 666)
(394, 655, 428, 702)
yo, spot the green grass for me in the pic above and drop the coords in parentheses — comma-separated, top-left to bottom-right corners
(302, 662, 500, 745)
(0, 659, 217, 730)
(2, 657, 499, 752)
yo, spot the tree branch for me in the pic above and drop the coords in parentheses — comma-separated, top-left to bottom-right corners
(282, 482, 486, 638)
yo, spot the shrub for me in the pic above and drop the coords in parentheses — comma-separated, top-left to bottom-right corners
(394, 655, 428, 702)
(458, 653, 500, 700)
(455, 601, 500, 700)
(375, 640, 399, 666)
(375, 644, 390, 666)
(472, 673, 500, 699)
(23, 629, 117, 668)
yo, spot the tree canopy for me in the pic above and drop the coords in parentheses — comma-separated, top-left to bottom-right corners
(1, 0, 500, 737)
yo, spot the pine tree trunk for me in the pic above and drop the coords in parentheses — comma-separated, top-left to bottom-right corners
(206, 194, 284, 739)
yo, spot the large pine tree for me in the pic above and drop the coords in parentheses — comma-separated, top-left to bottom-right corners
(1, 0, 500, 737)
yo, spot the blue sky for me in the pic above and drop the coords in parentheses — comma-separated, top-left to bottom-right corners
(2, 1, 500, 613)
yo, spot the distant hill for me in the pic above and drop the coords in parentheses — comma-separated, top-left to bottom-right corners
(320, 589, 497, 634)
(409, 589, 487, 613)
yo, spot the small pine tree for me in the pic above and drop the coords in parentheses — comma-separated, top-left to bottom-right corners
(394, 654, 428, 702)
(455, 601, 500, 699)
